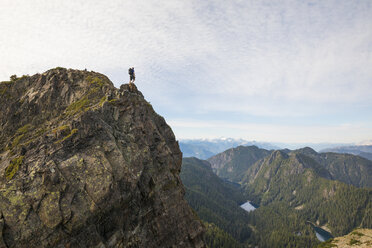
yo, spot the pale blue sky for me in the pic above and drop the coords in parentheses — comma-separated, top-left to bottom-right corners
(1, 0, 372, 143)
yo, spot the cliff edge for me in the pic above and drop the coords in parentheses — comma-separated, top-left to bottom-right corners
(0, 68, 205, 248)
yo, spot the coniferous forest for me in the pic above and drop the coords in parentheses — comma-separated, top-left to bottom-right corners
(180, 147, 372, 248)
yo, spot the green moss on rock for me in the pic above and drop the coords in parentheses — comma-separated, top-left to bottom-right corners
(87, 76, 106, 88)
(5, 156, 24, 180)
(316, 239, 337, 248)
(99, 96, 107, 106)
(52, 125, 70, 135)
(17, 124, 32, 134)
(0, 86, 8, 95)
(351, 231, 364, 237)
(65, 97, 90, 116)
(349, 238, 361, 245)
(0, 80, 12, 85)
(63, 74, 112, 116)
(55, 129, 78, 144)
(12, 134, 25, 149)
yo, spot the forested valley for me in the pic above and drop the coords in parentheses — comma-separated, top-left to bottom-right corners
(180, 147, 372, 248)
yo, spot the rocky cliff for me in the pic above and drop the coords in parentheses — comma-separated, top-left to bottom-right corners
(0, 68, 205, 248)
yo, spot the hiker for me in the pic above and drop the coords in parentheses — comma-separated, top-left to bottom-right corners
(128, 67, 135, 83)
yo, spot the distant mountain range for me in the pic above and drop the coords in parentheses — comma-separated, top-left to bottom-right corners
(321, 145, 372, 161)
(179, 138, 280, 159)
(208, 145, 372, 188)
(179, 138, 358, 159)
(271, 142, 355, 151)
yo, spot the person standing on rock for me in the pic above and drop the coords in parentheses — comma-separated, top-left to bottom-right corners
(128, 67, 135, 84)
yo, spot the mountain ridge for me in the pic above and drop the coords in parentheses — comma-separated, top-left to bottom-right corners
(207, 145, 272, 183)
(0, 68, 205, 247)
(291, 149, 372, 188)
(179, 139, 279, 159)
(321, 145, 372, 161)
(207, 145, 372, 188)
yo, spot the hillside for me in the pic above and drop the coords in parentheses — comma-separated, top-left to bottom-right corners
(292, 147, 372, 188)
(207, 146, 271, 182)
(321, 145, 372, 161)
(208, 145, 372, 188)
(0, 68, 205, 247)
(241, 150, 372, 245)
(180, 157, 252, 247)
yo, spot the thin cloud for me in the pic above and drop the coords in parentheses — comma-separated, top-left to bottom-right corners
(1, 0, 371, 143)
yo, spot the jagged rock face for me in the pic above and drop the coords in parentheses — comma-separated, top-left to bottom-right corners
(0, 68, 205, 248)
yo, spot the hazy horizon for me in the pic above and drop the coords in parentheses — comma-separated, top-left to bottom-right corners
(178, 136, 372, 151)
